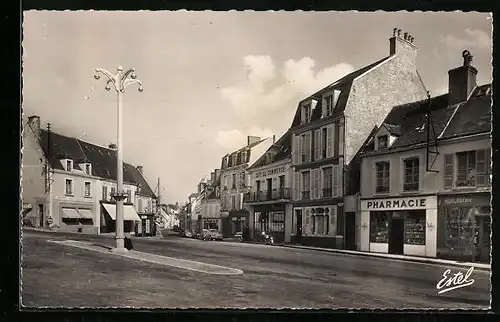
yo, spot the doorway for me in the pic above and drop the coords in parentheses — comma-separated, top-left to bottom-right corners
(38, 204, 44, 228)
(295, 209, 303, 243)
(266, 178, 272, 200)
(345, 212, 356, 250)
(389, 217, 404, 255)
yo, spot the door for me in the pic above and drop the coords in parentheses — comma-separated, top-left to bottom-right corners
(38, 204, 44, 228)
(266, 178, 273, 200)
(389, 217, 404, 255)
(279, 175, 285, 197)
(295, 209, 303, 243)
(477, 216, 490, 262)
(345, 212, 356, 250)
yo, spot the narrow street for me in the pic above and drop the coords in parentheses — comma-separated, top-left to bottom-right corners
(21, 231, 491, 309)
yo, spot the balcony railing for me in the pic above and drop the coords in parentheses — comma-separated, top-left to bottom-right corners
(301, 191, 311, 200)
(244, 188, 291, 203)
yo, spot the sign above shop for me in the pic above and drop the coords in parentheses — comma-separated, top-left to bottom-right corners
(255, 166, 286, 179)
(439, 194, 490, 208)
(362, 196, 434, 211)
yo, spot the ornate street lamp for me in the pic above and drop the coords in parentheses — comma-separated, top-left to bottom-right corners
(93, 66, 143, 252)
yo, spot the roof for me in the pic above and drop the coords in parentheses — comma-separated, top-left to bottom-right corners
(440, 84, 492, 139)
(223, 137, 269, 158)
(362, 83, 491, 153)
(291, 56, 391, 127)
(248, 130, 292, 170)
(38, 129, 156, 197)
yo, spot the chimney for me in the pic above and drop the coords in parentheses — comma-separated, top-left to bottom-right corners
(214, 169, 221, 181)
(108, 143, 117, 150)
(247, 136, 261, 146)
(210, 172, 216, 182)
(136, 165, 143, 175)
(447, 50, 478, 106)
(273, 135, 276, 144)
(27, 115, 41, 136)
(389, 27, 418, 62)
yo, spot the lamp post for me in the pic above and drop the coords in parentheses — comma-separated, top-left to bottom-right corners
(94, 66, 143, 252)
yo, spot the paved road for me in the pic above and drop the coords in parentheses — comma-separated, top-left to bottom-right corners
(21, 230, 491, 309)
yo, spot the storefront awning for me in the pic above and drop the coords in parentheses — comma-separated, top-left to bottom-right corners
(102, 203, 141, 221)
(77, 209, 95, 219)
(62, 208, 80, 219)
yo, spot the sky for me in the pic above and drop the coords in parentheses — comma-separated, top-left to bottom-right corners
(22, 11, 492, 204)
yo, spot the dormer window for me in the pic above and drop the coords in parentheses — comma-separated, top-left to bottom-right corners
(325, 95, 334, 115)
(85, 164, 91, 175)
(378, 135, 388, 150)
(301, 103, 312, 124)
(66, 160, 73, 171)
(266, 152, 273, 164)
(323, 90, 340, 118)
(241, 150, 247, 163)
(232, 153, 237, 166)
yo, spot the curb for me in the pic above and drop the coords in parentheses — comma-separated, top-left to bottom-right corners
(281, 244, 491, 271)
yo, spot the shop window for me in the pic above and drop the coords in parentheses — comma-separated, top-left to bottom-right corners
(312, 214, 329, 235)
(370, 211, 389, 243)
(403, 158, 419, 191)
(404, 211, 426, 245)
(270, 212, 285, 232)
(375, 161, 390, 193)
(437, 206, 477, 260)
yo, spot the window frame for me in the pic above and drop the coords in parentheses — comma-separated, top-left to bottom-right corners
(402, 157, 420, 192)
(375, 161, 390, 194)
(377, 135, 388, 150)
(84, 181, 91, 197)
(65, 178, 74, 196)
(66, 160, 73, 172)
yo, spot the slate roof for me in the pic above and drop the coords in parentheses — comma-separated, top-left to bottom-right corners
(440, 84, 492, 139)
(248, 130, 292, 170)
(291, 56, 391, 128)
(223, 137, 269, 158)
(362, 83, 491, 153)
(38, 129, 156, 197)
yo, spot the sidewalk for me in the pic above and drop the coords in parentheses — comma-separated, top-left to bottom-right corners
(281, 244, 491, 271)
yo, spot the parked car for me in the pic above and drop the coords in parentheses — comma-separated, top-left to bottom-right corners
(184, 230, 193, 238)
(235, 231, 243, 242)
(209, 229, 223, 241)
(200, 229, 212, 240)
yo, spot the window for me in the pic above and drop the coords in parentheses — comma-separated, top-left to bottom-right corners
(456, 150, 477, 187)
(322, 128, 328, 158)
(404, 158, 419, 191)
(66, 160, 73, 171)
(404, 211, 426, 245)
(232, 154, 237, 167)
(301, 171, 310, 199)
(322, 167, 333, 197)
(378, 135, 388, 149)
(241, 172, 246, 187)
(241, 151, 247, 163)
(325, 95, 334, 116)
(111, 187, 116, 200)
(303, 104, 311, 123)
(138, 198, 143, 212)
(65, 179, 74, 195)
(270, 212, 285, 232)
(313, 215, 329, 235)
(102, 186, 108, 201)
(127, 190, 131, 203)
(370, 212, 389, 243)
(375, 161, 390, 193)
(334, 120, 340, 156)
(85, 164, 91, 175)
(148, 200, 152, 212)
(84, 182, 91, 197)
(444, 154, 454, 189)
(232, 173, 236, 188)
(300, 132, 311, 162)
(231, 195, 236, 209)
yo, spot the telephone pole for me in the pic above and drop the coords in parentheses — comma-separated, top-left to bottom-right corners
(46, 123, 53, 228)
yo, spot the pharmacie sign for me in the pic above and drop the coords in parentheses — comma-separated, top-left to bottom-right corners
(255, 166, 286, 178)
(363, 197, 428, 211)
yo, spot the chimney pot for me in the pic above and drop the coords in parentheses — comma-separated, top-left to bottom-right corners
(404, 32, 408, 40)
(393, 28, 398, 36)
(397, 29, 402, 37)
(448, 50, 478, 106)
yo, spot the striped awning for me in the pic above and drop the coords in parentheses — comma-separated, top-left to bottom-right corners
(77, 209, 95, 219)
(102, 203, 141, 221)
(62, 208, 80, 219)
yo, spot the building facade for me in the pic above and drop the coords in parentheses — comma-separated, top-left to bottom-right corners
(289, 29, 428, 248)
(219, 136, 273, 237)
(22, 116, 157, 235)
(358, 50, 491, 262)
(200, 170, 222, 232)
(244, 132, 293, 242)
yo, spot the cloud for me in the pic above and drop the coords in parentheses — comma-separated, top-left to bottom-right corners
(216, 126, 274, 150)
(220, 55, 354, 118)
(440, 28, 491, 50)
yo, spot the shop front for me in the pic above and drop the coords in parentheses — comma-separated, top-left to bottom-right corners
(202, 218, 222, 230)
(221, 210, 248, 237)
(252, 204, 286, 242)
(360, 195, 437, 257)
(290, 205, 343, 248)
(437, 193, 491, 263)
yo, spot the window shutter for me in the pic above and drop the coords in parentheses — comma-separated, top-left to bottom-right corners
(301, 107, 305, 124)
(272, 177, 278, 191)
(338, 166, 343, 196)
(314, 130, 321, 160)
(321, 99, 327, 118)
(477, 149, 486, 186)
(338, 120, 344, 156)
(333, 90, 341, 108)
(333, 165, 338, 197)
(319, 168, 324, 199)
(444, 154, 454, 189)
(312, 169, 317, 199)
(293, 172, 299, 200)
(326, 125, 333, 158)
(295, 135, 301, 165)
(292, 135, 296, 165)
(486, 148, 491, 185)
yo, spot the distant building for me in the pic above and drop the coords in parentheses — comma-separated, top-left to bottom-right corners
(219, 136, 273, 237)
(22, 116, 157, 235)
(244, 132, 293, 243)
(359, 50, 491, 263)
(289, 29, 428, 249)
(200, 169, 222, 231)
